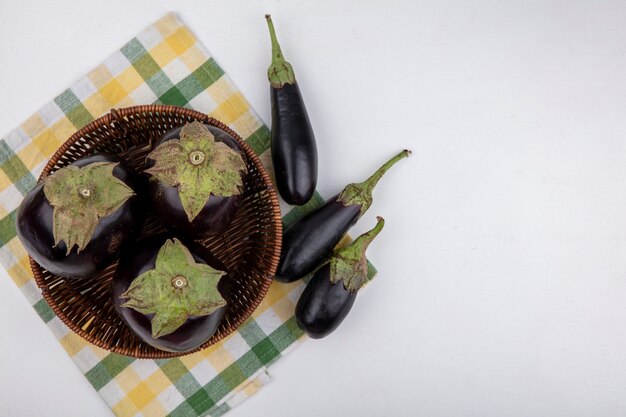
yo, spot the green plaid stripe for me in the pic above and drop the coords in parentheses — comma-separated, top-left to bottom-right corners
(0, 139, 39, 247)
(244, 125, 271, 156)
(122, 39, 175, 98)
(177, 60, 225, 102)
(33, 298, 56, 322)
(0, 210, 18, 247)
(54, 90, 94, 129)
(86, 355, 135, 391)
(0, 140, 37, 195)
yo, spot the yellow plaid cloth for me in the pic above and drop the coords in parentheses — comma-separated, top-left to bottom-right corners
(0, 13, 330, 417)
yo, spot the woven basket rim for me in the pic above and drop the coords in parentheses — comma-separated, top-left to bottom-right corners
(30, 105, 282, 358)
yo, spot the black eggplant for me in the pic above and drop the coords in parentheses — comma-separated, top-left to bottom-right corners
(275, 150, 409, 282)
(266, 14, 318, 206)
(145, 121, 248, 238)
(296, 217, 384, 338)
(112, 236, 228, 353)
(16, 154, 141, 279)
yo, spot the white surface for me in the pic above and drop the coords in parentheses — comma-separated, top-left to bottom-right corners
(2, 0, 626, 416)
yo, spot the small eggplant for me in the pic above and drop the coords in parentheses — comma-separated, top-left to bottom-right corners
(296, 217, 385, 338)
(265, 14, 318, 206)
(112, 236, 228, 353)
(275, 150, 409, 282)
(16, 154, 141, 279)
(145, 121, 248, 239)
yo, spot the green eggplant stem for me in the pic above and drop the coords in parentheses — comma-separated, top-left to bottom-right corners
(266, 14, 284, 63)
(336, 216, 385, 262)
(265, 14, 296, 88)
(330, 217, 385, 292)
(336, 149, 411, 214)
(360, 149, 411, 195)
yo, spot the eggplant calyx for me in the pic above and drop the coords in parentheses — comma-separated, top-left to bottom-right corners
(330, 217, 385, 292)
(265, 14, 296, 88)
(337, 150, 411, 215)
(120, 238, 227, 338)
(145, 121, 248, 222)
(43, 161, 134, 255)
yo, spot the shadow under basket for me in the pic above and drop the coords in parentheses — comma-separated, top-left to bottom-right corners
(30, 105, 282, 359)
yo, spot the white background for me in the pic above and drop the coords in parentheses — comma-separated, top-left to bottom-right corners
(2, 0, 626, 416)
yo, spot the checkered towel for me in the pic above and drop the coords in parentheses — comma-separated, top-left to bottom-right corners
(0, 13, 351, 417)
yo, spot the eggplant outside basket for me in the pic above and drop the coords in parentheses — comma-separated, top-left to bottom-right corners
(28, 105, 283, 359)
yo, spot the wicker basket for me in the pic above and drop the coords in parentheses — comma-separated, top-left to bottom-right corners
(30, 105, 282, 358)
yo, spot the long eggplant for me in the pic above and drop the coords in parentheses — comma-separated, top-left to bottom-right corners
(266, 14, 318, 206)
(275, 150, 409, 282)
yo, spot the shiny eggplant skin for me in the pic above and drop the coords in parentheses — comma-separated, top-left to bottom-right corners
(112, 236, 228, 353)
(271, 83, 318, 205)
(295, 264, 356, 339)
(16, 154, 142, 279)
(275, 195, 361, 282)
(147, 124, 244, 238)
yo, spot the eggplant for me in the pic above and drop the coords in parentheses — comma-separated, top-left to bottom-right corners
(112, 236, 228, 353)
(16, 154, 141, 279)
(145, 121, 247, 239)
(265, 14, 318, 206)
(296, 217, 384, 338)
(275, 150, 409, 282)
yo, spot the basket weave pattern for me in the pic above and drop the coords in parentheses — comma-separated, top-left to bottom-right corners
(30, 105, 282, 358)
